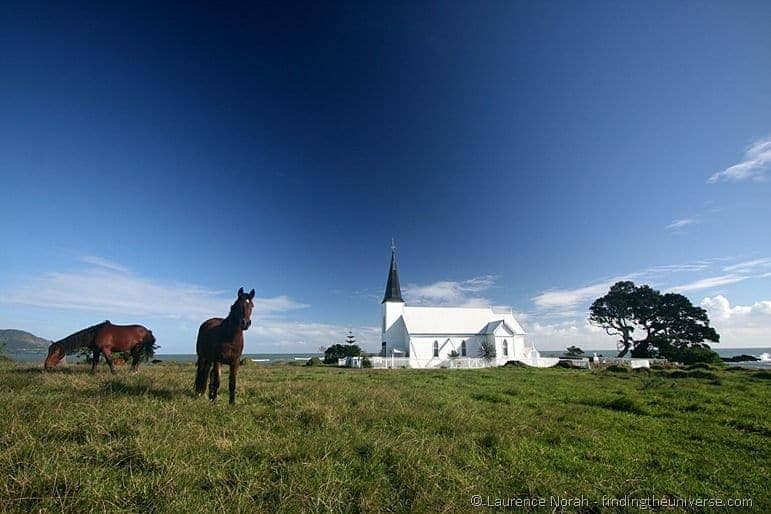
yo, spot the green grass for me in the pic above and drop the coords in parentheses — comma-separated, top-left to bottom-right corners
(0, 361, 768, 513)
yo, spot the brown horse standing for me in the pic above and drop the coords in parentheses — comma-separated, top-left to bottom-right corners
(44, 321, 156, 372)
(195, 287, 254, 404)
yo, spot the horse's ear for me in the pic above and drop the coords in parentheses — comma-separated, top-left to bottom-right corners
(238, 287, 244, 297)
(248, 289, 255, 299)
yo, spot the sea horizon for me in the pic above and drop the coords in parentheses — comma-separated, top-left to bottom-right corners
(8, 347, 770, 368)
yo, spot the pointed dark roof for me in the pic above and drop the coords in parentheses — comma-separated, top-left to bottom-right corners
(382, 248, 403, 303)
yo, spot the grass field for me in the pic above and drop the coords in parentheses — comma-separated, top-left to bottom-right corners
(0, 360, 768, 513)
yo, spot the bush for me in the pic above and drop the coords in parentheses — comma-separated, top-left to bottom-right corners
(664, 345, 723, 365)
(305, 357, 323, 367)
(564, 346, 585, 358)
(323, 344, 361, 364)
(362, 357, 372, 368)
(478, 340, 496, 361)
(605, 365, 629, 373)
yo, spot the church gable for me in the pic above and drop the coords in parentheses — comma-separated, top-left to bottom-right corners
(482, 320, 517, 337)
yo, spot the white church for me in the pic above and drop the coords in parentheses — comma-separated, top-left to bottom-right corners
(373, 245, 556, 369)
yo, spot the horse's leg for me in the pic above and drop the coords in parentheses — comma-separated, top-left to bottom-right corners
(208, 362, 221, 402)
(130, 347, 141, 372)
(195, 359, 211, 395)
(102, 349, 116, 374)
(228, 362, 239, 405)
(91, 348, 101, 373)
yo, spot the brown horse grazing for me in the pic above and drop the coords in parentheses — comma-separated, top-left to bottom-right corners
(195, 287, 254, 404)
(44, 321, 156, 373)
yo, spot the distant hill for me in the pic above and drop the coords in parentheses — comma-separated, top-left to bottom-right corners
(0, 329, 52, 356)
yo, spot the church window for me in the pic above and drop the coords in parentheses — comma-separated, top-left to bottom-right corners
(381, 341, 387, 357)
(433, 340, 439, 358)
(461, 340, 467, 357)
(502, 340, 508, 357)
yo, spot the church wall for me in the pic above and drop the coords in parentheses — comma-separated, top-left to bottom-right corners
(408, 335, 488, 366)
(382, 316, 409, 356)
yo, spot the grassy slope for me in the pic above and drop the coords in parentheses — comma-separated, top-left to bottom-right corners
(0, 362, 768, 513)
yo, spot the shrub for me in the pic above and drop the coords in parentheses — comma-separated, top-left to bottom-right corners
(362, 357, 372, 368)
(323, 344, 361, 364)
(605, 365, 629, 373)
(478, 340, 496, 361)
(305, 357, 323, 367)
(663, 345, 723, 365)
(564, 346, 585, 358)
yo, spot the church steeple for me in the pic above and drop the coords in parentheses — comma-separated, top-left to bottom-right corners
(382, 239, 403, 303)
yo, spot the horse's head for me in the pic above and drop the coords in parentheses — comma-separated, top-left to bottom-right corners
(231, 287, 255, 330)
(44, 342, 65, 370)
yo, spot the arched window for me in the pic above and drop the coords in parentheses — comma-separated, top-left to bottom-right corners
(381, 341, 387, 357)
(502, 340, 508, 357)
(461, 340, 467, 357)
(433, 340, 439, 358)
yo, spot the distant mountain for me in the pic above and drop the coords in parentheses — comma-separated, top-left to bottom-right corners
(0, 329, 52, 355)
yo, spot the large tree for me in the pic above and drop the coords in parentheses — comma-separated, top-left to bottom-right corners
(589, 281, 719, 359)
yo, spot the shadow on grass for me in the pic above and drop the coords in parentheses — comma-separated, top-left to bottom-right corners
(577, 395, 647, 415)
(7, 364, 112, 375)
(101, 379, 189, 400)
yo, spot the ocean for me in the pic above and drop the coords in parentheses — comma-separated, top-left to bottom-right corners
(539, 348, 771, 369)
(7, 348, 771, 368)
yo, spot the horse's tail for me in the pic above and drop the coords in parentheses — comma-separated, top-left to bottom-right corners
(141, 331, 157, 360)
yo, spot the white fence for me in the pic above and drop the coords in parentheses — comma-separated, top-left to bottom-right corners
(530, 357, 561, 368)
(364, 355, 562, 369)
(369, 356, 500, 369)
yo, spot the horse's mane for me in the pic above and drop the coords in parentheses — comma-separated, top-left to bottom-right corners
(55, 321, 110, 353)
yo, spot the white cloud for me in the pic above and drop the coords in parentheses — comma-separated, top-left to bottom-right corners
(404, 275, 496, 307)
(2, 258, 307, 320)
(246, 322, 380, 352)
(665, 218, 698, 231)
(708, 136, 771, 183)
(671, 274, 750, 293)
(700, 295, 771, 348)
(723, 257, 771, 274)
(524, 318, 612, 351)
(532, 279, 624, 311)
(80, 255, 130, 273)
(529, 257, 771, 349)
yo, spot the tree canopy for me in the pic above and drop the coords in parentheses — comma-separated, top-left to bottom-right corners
(589, 281, 720, 360)
(323, 344, 362, 364)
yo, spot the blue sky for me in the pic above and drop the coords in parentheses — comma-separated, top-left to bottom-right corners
(1, 1, 770, 353)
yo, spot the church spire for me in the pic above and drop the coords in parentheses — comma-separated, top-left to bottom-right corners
(382, 239, 403, 303)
